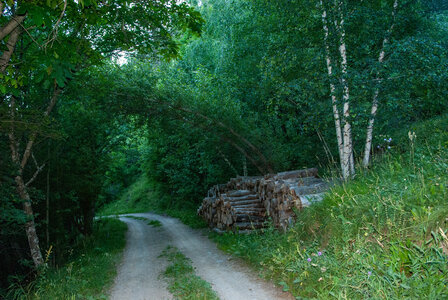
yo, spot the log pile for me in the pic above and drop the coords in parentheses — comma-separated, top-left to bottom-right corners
(198, 168, 331, 232)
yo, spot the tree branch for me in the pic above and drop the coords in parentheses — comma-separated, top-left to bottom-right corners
(0, 26, 21, 73)
(0, 14, 26, 41)
(25, 162, 46, 187)
(44, 0, 68, 48)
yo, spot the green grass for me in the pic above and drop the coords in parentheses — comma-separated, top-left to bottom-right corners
(160, 246, 219, 300)
(211, 115, 448, 299)
(147, 219, 162, 227)
(123, 215, 162, 227)
(8, 218, 127, 300)
(125, 215, 148, 221)
(99, 175, 207, 229)
(100, 176, 155, 216)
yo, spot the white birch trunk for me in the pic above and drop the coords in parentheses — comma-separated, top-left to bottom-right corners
(336, 0, 354, 179)
(362, 0, 398, 168)
(320, 0, 344, 173)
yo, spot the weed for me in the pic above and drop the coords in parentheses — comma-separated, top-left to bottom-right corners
(7, 218, 127, 299)
(147, 220, 162, 227)
(160, 246, 218, 300)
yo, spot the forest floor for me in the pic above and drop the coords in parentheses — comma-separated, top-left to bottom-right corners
(108, 213, 293, 300)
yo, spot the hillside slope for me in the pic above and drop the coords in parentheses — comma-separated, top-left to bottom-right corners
(213, 115, 448, 299)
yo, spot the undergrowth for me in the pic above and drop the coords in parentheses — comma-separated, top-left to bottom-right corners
(212, 116, 448, 299)
(160, 246, 219, 300)
(7, 218, 127, 299)
(99, 176, 207, 229)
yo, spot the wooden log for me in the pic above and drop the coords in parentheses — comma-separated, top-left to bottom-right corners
(222, 194, 259, 202)
(226, 190, 252, 197)
(290, 182, 328, 195)
(275, 168, 318, 180)
(224, 199, 261, 206)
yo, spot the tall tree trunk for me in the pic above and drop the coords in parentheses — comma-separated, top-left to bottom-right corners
(7, 86, 61, 268)
(8, 97, 44, 267)
(336, 0, 355, 179)
(320, 0, 344, 172)
(362, 0, 398, 168)
(15, 175, 45, 266)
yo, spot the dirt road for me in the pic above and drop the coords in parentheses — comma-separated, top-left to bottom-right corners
(109, 212, 293, 300)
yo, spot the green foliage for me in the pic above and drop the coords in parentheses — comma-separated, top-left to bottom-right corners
(6, 218, 127, 299)
(212, 115, 448, 299)
(160, 246, 219, 300)
(99, 174, 207, 229)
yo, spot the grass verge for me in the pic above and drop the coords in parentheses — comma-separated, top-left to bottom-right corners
(123, 215, 162, 227)
(212, 116, 448, 299)
(148, 220, 162, 227)
(160, 246, 218, 300)
(8, 218, 127, 299)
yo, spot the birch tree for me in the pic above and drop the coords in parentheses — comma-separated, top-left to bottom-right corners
(320, 0, 354, 180)
(362, 0, 399, 167)
(320, 0, 404, 179)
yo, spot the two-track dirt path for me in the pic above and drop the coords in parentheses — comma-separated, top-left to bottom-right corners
(109, 212, 293, 300)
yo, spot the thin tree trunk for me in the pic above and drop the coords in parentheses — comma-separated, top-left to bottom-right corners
(320, 0, 344, 173)
(8, 97, 44, 267)
(243, 155, 247, 176)
(15, 175, 45, 266)
(362, 0, 398, 167)
(216, 146, 238, 176)
(46, 141, 50, 248)
(7, 85, 61, 268)
(336, 0, 354, 179)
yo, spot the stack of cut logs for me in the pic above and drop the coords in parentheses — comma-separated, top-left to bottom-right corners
(198, 168, 330, 232)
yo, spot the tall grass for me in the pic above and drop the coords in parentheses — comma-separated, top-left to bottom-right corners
(7, 218, 127, 300)
(213, 115, 448, 299)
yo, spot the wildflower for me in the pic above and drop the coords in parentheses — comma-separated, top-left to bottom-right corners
(318, 251, 322, 256)
(307, 258, 312, 262)
(318, 277, 323, 282)
(368, 271, 372, 277)
(387, 146, 391, 149)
